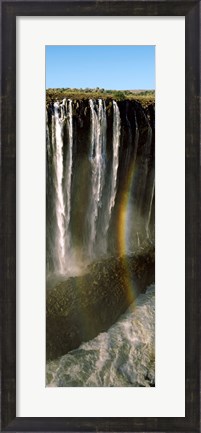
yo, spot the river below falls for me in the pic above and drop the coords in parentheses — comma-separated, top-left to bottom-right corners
(46, 283, 155, 387)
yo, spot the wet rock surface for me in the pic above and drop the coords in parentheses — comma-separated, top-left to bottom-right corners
(46, 245, 155, 360)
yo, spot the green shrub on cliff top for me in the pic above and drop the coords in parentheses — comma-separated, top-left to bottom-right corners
(113, 91, 126, 100)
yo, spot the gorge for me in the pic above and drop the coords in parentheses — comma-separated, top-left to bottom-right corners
(46, 96, 155, 385)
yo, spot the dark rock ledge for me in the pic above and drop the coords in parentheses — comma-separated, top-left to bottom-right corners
(46, 245, 155, 361)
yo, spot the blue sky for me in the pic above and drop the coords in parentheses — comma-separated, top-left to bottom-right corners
(46, 46, 155, 90)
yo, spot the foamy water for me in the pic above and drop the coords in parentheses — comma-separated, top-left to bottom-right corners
(46, 284, 155, 387)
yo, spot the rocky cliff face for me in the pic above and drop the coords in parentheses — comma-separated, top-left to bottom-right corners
(46, 98, 155, 275)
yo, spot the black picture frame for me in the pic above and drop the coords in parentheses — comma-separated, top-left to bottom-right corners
(1, 1, 200, 432)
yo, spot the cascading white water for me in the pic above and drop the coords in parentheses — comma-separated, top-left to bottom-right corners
(101, 101, 121, 251)
(53, 102, 66, 273)
(88, 99, 107, 258)
(46, 110, 51, 159)
(50, 99, 74, 274)
(108, 101, 121, 221)
(65, 99, 73, 253)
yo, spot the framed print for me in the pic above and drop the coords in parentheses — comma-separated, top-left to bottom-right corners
(1, 1, 200, 432)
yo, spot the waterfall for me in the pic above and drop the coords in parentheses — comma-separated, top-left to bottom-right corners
(49, 99, 74, 274)
(101, 100, 121, 250)
(46, 98, 155, 277)
(46, 110, 51, 159)
(88, 99, 107, 258)
(109, 101, 121, 217)
(65, 99, 73, 253)
(53, 102, 66, 273)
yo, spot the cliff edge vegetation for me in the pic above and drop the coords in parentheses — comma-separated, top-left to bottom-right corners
(46, 88, 155, 108)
